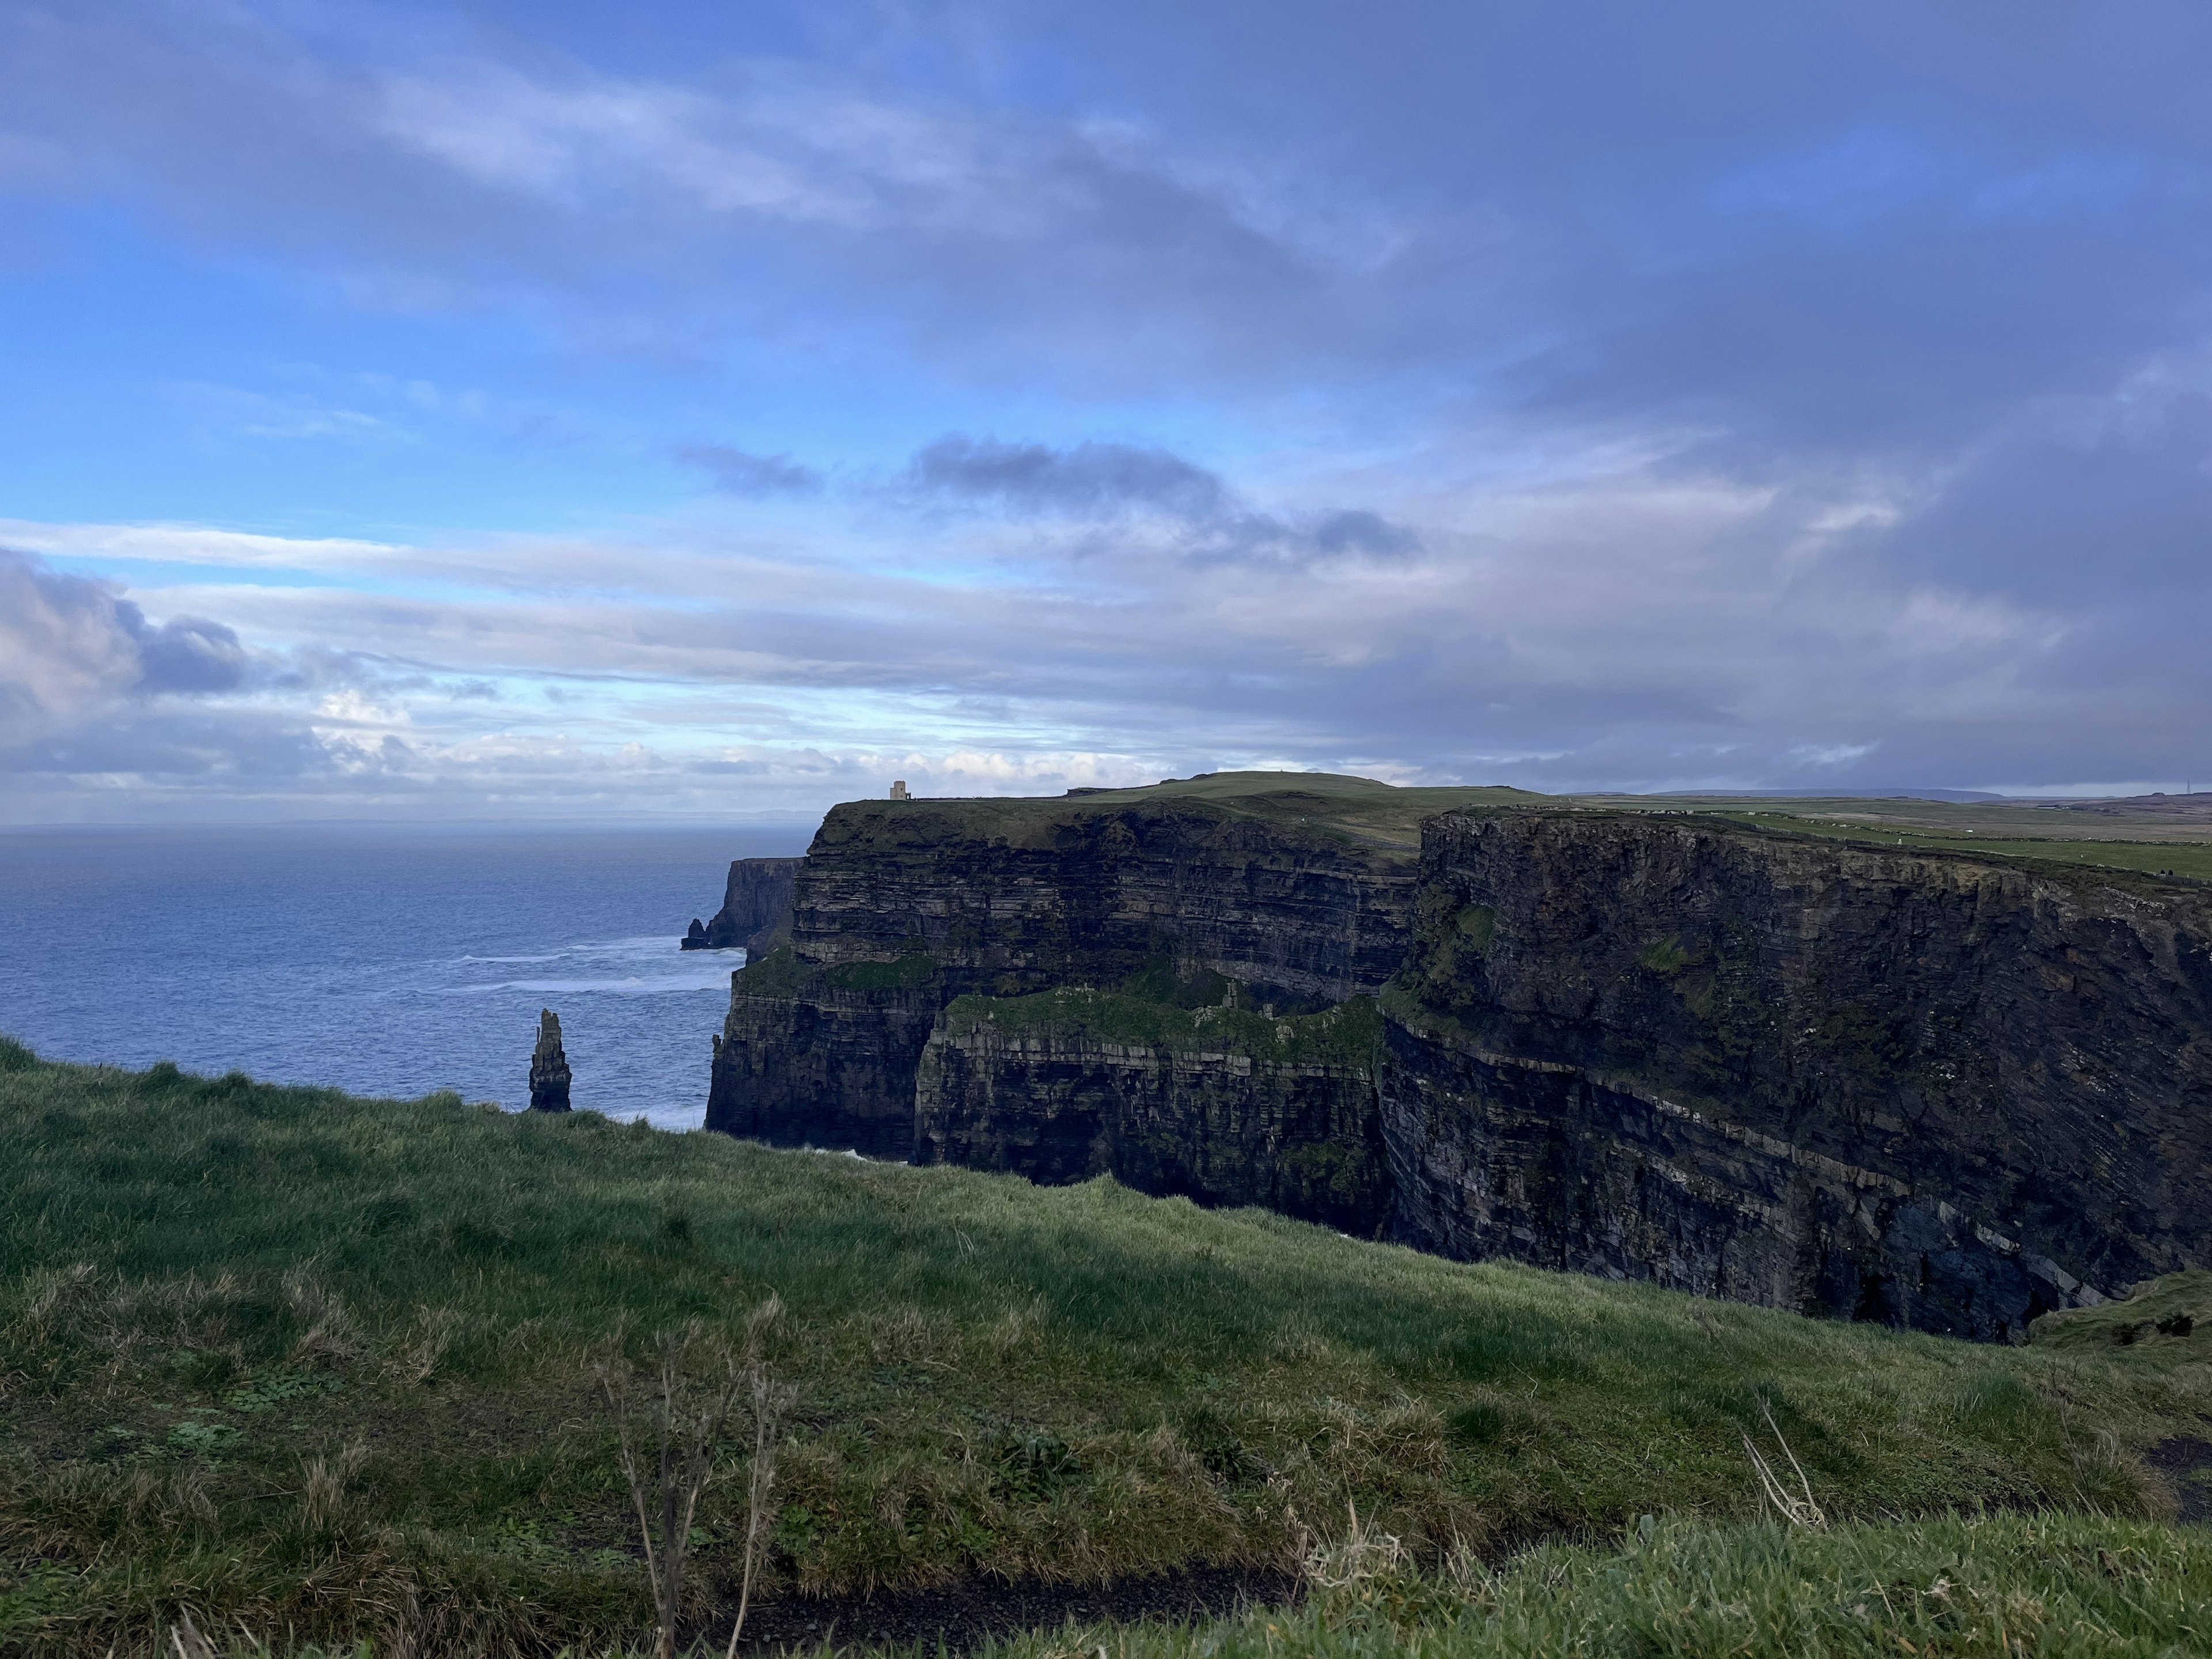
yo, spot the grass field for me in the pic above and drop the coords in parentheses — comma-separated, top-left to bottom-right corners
(958, 1512, 2212, 1659)
(876, 768, 2212, 883)
(2, 1039, 2207, 1656)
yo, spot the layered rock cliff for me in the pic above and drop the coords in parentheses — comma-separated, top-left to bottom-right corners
(1382, 811, 2212, 1340)
(915, 990, 1391, 1233)
(699, 776, 2212, 1342)
(703, 777, 1472, 1165)
(683, 856, 804, 953)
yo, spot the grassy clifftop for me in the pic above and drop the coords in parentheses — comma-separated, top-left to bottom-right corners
(2, 1039, 2207, 1654)
(816, 771, 1537, 860)
(812, 769, 2212, 883)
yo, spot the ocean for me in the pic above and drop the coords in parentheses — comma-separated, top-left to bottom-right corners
(0, 823, 810, 1128)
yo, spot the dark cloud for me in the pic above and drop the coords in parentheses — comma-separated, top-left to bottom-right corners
(900, 435, 1419, 564)
(0, 708, 329, 780)
(675, 444, 823, 497)
(908, 435, 1228, 517)
(122, 607, 249, 694)
(0, 548, 247, 726)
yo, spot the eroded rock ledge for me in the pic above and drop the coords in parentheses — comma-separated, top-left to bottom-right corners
(700, 775, 2212, 1341)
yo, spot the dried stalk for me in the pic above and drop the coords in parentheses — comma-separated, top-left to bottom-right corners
(725, 1362, 798, 1658)
(596, 1298, 794, 1659)
(1741, 1395, 1827, 1529)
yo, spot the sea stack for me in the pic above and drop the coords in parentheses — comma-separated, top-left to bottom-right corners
(528, 1009, 572, 1111)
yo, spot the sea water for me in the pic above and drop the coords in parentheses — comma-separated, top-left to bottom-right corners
(0, 823, 809, 1128)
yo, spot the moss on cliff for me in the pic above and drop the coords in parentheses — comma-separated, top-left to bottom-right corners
(937, 987, 1384, 1069)
(733, 945, 941, 997)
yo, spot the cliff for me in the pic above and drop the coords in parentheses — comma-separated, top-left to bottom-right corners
(915, 989, 1392, 1233)
(704, 775, 1522, 1161)
(699, 777, 2212, 1342)
(1382, 811, 2212, 1340)
(683, 856, 804, 953)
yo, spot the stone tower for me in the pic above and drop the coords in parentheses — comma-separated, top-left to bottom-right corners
(528, 1009, 572, 1111)
(890, 779, 911, 800)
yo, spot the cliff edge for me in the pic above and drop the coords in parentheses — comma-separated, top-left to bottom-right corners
(699, 776, 2212, 1340)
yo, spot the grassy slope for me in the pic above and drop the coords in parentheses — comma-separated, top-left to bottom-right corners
(2, 1042, 2207, 1656)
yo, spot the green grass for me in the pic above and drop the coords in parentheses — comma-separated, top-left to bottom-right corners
(1595, 793, 2212, 881)
(952, 1513, 2212, 1659)
(1690, 813, 2212, 883)
(2, 1039, 2207, 1654)
(838, 771, 1540, 860)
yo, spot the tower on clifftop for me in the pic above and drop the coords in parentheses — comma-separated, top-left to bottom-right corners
(889, 779, 910, 800)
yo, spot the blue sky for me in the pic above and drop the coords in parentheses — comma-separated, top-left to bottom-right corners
(4, 1, 2210, 821)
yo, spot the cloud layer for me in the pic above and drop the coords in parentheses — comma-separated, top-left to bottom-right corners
(2, 2, 2210, 818)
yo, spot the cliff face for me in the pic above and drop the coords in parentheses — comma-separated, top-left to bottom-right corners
(792, 797, 1418, 1008)
(703, 781, 1434, 1160)
(914, 991, 1391, 1233)
(684, 857, 804, 953)
(698, 778, 2212, 1343)
(706, 952, 940, 1160)
(1381, 812, 2212, 1340)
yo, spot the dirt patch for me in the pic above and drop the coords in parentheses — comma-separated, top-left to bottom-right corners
(2147, 1437, 2212, 1524)
(700, 1563, 1301, 1654)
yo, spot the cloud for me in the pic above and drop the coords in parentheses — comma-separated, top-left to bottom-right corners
(675, 444, 823, 497)
(907, 435, 1228, 517)
(897, 435, 1420, 565)
(6, 5, 2212, 817)
(0, 548, 249, 728)
(128, 610, 249, 694)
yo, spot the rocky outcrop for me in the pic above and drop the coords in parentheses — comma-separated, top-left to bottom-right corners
(707, 951, 943, 1160)
(529, 1009, 571, 1111)
(1381, 812, 2212, 1340)
(683, 857, 804, 953)
(704, 785, 1422, 1158)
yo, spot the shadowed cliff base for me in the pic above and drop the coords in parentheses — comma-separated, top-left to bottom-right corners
(702, 771, 2212, 1344)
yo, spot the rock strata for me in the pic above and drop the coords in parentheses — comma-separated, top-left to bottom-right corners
(915, 991, 1392, 1233)
(528, 1009, 572, 1111)
(1382, 811, 2212, 1340)
(704, 785, 1426, 1161)
(698, 777, 2212, 1342)
(683, 857, 804, 952)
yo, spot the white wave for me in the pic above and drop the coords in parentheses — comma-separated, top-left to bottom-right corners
(465, 971, 733, 997)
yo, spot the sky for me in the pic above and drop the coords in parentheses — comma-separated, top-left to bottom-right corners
(3, 1, 2210, 823)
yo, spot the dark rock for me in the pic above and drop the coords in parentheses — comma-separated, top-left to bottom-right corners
(914, 993, 1392, 1233)
(707, 952, 942, 1158)
(704, 791, 1419, 1160)
(1381, 810, 2212, 1341)
(700, 783, 2212, 1343)
(528, 1009, 572, 1111)
(683, 857, 804, 952)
